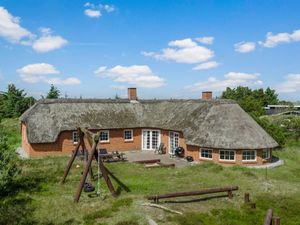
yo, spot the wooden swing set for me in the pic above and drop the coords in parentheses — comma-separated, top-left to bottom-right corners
(60, 128, 129, 203)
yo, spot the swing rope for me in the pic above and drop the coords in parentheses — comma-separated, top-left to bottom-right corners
(96, 149, 101, 196)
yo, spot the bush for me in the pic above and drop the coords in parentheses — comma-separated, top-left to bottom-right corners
(255, 117, 286, 146)
(0, 126, 20, 196)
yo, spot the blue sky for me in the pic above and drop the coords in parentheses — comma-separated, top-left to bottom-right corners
(0, 0, 300, 100)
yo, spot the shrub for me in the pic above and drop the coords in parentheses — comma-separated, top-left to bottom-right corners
(0, 125, 20, 196)
(254, 116, 286, 147)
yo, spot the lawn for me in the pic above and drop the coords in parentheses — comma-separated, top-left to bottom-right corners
(1, 118, 300, 225)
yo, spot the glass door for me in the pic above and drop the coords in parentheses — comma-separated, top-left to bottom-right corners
(169, 131, 179, 154)
(142, 130, 160, 150)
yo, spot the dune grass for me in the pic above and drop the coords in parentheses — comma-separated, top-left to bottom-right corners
(1, 118, 300, 224)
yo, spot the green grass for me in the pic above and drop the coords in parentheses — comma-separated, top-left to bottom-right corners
(1, 119, 300, 224)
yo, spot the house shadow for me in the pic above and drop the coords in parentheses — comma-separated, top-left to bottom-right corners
(271, 156, 280, 163)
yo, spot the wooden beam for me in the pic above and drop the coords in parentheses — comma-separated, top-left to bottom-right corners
(60, 128, 83, 184)
(98, 159, 117, 197)
(264, 209, 273, 225)
(244, 193, 250, 203)
(147, 186, 238, 201)
(74, 133, 99, 202)
(134, 159, 161, 164)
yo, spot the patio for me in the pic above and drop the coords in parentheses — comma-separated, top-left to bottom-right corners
(124, 150, 192, 168)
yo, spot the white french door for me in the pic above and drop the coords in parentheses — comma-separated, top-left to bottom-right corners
(169, 131, 179, 154)
(142, 130, 160, 150)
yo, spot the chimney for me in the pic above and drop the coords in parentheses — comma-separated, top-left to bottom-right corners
(128, 88, 137, 101)
(202, 91, 212, 100)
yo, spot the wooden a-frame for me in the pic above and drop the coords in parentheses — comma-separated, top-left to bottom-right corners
(60, 128, 117, 203)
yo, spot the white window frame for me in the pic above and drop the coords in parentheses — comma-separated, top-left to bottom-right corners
(141, 129, 161, 150)
(219, 150, 235, 161)
(72, 131, 79, 144)
(124, 129, 133, 141)
(169, 131, 180, 154)
(200, 148, 213, 160)
(262, 149, 270, 160)
(242, 150, 257, 162)
(99, 130, 110, 143)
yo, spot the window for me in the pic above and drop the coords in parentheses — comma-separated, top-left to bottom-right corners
(100, 130, 109, 142)
(124, 130, 133, 141)
(200, 149, 212, 159)
(242, 150, 256, 161)
(73, 131, 79, 144)
(262, 149, 270, 160)
(219, 150, 235, 161)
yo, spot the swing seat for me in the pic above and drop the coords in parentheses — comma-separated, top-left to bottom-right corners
(83, 182, 95, 193)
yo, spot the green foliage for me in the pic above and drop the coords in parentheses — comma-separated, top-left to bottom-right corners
(255, 117, 286, 146)
(83, 198, 133, 225)
(0, 196, 37, 225)
(221, 86, 279, 117)
(221, 86, 286, 144)
(46, 84, 60, 99)
(0, 84, 35, 118)
(0, 125, 20, 196)
(267, 115, 300, 140)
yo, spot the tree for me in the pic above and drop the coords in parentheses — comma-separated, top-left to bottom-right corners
(46, 84, 60, 99)
(254, 117, 286, 146)
(0, 84, 35, 118)
(221, 86, 279, 117)
(264, 87, 279, 105)
(221, 86, 285, 145)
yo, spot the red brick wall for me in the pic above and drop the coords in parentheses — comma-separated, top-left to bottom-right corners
(21, 124, 187, 157)
(185, 145, 273, 165)
(22, 123, 273, 164)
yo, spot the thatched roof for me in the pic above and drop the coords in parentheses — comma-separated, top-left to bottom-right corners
(20, 98, 278, 149)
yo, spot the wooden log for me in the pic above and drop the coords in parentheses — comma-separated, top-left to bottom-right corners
(244, 193, 250, 203)
(146, 186, 238, 201)
(264, 209, 273, 225)
(142, 203, 183, 215)
(228, 190, 233, 199)
(249, 202, 256, 209)
(134, 159, 161, 164)
(74, 134, 99, 202)
(98, 158, 117, 197)
(273, 217, 281, 225)
(145, 163, 175, 168)
(60, 128, 83, 184)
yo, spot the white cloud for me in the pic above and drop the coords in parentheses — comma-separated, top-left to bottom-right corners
(84, 9, 101, 18)
(187, 72, 262, 92)
(84, 2, 115, 18)
(234, 42, 256, 53)
(0, 7, 67, 53)
(17, 63, 80, 85)
(32, 28, 68, 53)
(142, 38, 214, 64)
(103, 5, 115, 13)
(46, 77, 81, 85)
(192, 61, 219, 71)
(259, 29, 300, 48)
(277, 74, 300, 93)
(94, 65, 165, 88)
(0, 6, 33, 43)
(195, 36, 214, 45)
(169, 38, 197, 48)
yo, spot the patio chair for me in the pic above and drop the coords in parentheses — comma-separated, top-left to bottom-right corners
(154, 143, 164, 154)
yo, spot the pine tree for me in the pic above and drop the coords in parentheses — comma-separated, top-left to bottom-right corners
(46, 84, 60, 99)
